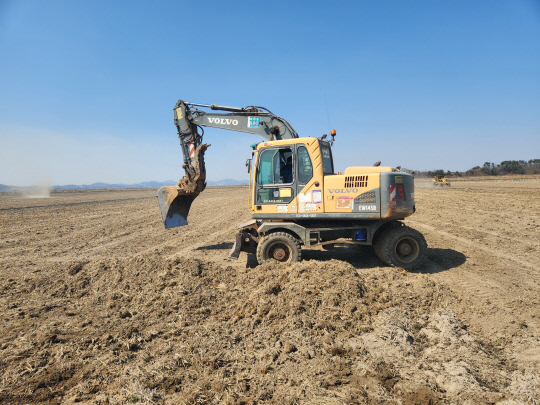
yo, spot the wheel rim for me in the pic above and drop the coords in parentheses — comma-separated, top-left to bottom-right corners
(266, 241, 292, 262)
(395, 237, 420, 263)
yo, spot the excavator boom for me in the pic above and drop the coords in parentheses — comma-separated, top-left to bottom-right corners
(158, 99, 298, 228)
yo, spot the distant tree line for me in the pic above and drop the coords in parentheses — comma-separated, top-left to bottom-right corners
(417, 159, 540, 178)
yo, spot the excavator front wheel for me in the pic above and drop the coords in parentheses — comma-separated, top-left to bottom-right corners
(256, 232, 301, 264)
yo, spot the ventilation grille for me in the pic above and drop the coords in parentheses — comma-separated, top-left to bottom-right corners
(345, 175, 368, 188)
(354, 190, 376, 204)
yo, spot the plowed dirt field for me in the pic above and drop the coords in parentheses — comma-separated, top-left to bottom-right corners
(1, 178, 539, 404)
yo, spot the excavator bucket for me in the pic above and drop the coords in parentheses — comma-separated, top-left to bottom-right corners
(157, 186, 199, 228)
(157, 143, 209, 229)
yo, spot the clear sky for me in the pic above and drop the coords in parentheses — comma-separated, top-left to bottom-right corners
(1, 0, 539, 186)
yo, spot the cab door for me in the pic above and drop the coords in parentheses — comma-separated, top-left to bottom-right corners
(254, 146, 297, 214)
(295, 144, 323, 214)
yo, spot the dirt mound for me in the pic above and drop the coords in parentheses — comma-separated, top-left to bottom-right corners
(1, 253, 529, 404)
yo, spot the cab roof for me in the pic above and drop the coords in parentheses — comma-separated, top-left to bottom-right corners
(255, 137, 322, 151)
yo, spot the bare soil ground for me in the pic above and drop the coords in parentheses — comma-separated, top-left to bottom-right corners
(1, 180, 539, 404)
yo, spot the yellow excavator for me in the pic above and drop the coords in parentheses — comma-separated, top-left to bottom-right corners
(432, 175, 451, 186)
(157, 100, 427, 269)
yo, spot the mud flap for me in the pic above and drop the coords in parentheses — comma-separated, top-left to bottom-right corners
(157, 186, 198, 229)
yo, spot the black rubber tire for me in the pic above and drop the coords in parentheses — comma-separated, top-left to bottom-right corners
(374, 225, 427, 270)
(256, 232, 301, 264)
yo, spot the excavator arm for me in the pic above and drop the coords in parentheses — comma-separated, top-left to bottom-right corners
(158, 99, 299, 228)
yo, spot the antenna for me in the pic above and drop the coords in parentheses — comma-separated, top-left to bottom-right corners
(324, 93, 331, 129)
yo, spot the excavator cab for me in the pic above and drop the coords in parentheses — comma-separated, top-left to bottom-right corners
(249, 138, 333, 216)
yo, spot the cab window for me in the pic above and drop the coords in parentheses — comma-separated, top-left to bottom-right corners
(298, 146, 313, 184)
(256, 147, 294, 204)
(257, 148, 293, 184)
(321, 146, 334, 174)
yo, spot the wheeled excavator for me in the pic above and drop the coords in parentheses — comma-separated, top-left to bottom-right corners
(157, 100, 427, 269)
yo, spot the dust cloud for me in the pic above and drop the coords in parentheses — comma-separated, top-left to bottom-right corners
(20, 184, 51, 198)
(414, 178, 436, 189)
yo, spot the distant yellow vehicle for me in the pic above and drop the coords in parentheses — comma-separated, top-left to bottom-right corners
(432, 175, 451, 186)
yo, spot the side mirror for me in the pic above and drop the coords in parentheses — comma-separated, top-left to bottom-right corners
(246, 158, 252, 173)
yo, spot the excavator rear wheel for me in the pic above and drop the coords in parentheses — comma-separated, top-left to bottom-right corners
(256, 232, 301, 264)
(374, 225, 427, 270)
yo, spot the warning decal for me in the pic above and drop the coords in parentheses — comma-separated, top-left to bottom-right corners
(248, 117, 261, 128)
(279, 188, 292, 198)
(336, 197, 352, 209)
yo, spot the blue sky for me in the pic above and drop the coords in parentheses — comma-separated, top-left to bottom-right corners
(1, 0, 539, 186)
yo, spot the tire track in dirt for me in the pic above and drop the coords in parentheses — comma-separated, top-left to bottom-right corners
(410, 220, 540, 335)
(421, 262, 540, 372)
(412, 182, 540, 318)
(0, 196, 154, 211)
(433, 203, 539, 221)
(1, 188, 250, 268)
(1, 199, 159, 262)
(133, 188, 251, 263)
(414, 222, 539, 271)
